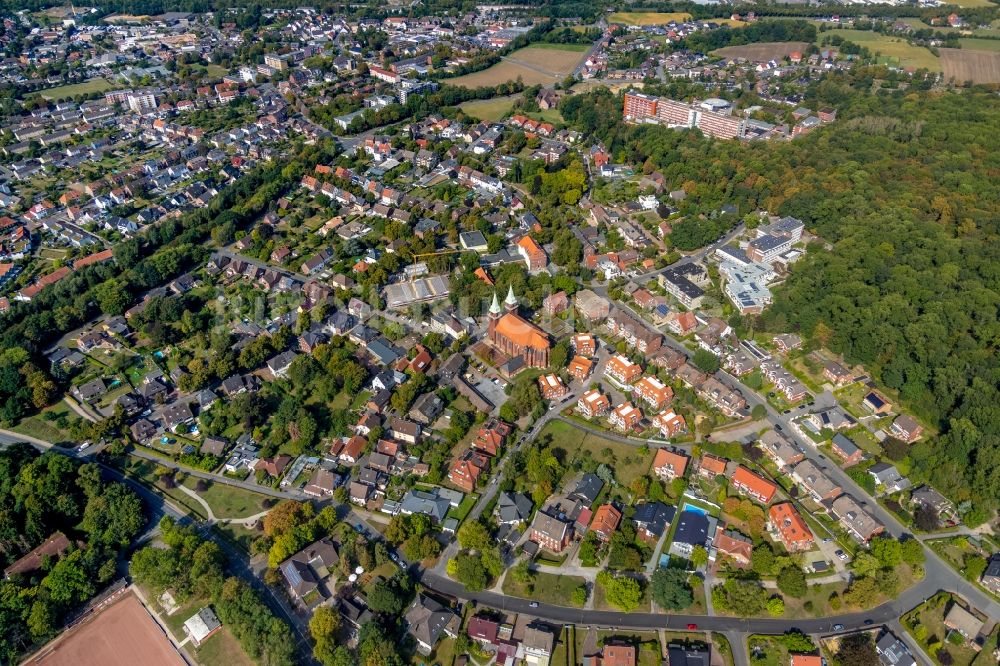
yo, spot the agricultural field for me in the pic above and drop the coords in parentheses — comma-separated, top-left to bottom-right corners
(958, 38, 1000, 51)
(39, 77, 114, 100)
(817, 30, 941, 70)
(713, 41, 811, 63)
(607, 12, 692, 26)
(941, 47, 1000, 82)
(446, 45, 588, 88)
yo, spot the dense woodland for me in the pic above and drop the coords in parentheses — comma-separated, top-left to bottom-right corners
(561, 71, 1000, 521)
(0, 445, 146, 662)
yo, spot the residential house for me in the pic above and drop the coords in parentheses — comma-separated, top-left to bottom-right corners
(822, 361, 853, 386)
(790, 460, 841, 502)
(304, 468, 339, 498)
(632, 376, 673, 410)
(571, 333, 597, 357)
(831, 433, 864, 466)
(875, 631, 917, 666)
(730, 466, 778, 504)
(632, 502, 676, 541)
(448, 450, 489, 493)
(530, 511, 572, 553)
(698, 454, 727, 480)
(523, 624, 556, 666)
(652, 410, 687, 438)
(590, 504, 622, 541)
(472, 419, 511, 457)
(609, 402, 643, 432)
(577, 389, 610, 418)
(889, 414, 923, 444)
(389, 417, 421, 444)
(768, 503, 813, 552)
(653, 449, 689, 481)
(669, 509, 716, 559)
(604, 354, 642, 385)
(980, 554, 1000, 595)
(758, 430, 803, 470)
(568, 355, 594, 381)
(267, 350, 298, 378)
(714, 527, 753, 567)
(862, 391, 891, 415)
(279, 537, 339, 604)
(571, 474, 605, 506)
(667, 644, 711, 666)
(337, 435, 367, 464)
(256, 454, 292, 479)
(400, 489, 451, 523)
(467, 616, 500, 646)
(585, 643, 636, 666)
(538, 373, 568, 400)
(405, 594, 460, 656)
(943, 602, 984, 643)
(830, 494, 884, 543)
(868, 462, 910, 494)
(496, 492, 532, 525)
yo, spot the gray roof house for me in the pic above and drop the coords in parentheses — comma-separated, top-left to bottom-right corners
(570, 473, 604, 506)
(496, 492, 533, 525)
(405, 594, 460, 655)
(400, 489, 450, 523)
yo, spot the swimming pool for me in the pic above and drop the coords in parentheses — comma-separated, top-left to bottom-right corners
(680, 502, 708, 516)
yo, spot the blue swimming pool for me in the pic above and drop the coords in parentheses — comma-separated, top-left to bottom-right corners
(680, 502, 708, 516)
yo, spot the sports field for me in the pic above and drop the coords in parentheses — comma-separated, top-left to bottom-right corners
(940, 47, 1000, 83)
(39, 78, 114, 100)
(607, 12, 692, 26)
(817, 30, 940, 70)
(27, 590, 185, 666)
(447, 45, 588, 88)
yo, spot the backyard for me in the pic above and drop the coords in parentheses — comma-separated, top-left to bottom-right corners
(901, 593, 991, 666)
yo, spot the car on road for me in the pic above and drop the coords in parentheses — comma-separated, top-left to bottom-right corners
(774, 424, 783, 432)
(529, 601, 538, 608)
(686, 624, 698, 630)
(833, 624, 844, 631)
(864, 619, 874, 626)
(835, 549, 848, 561)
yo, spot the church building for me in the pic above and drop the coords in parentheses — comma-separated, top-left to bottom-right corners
(487, 287, 551, 368)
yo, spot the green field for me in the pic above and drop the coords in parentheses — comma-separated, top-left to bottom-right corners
(502, 570, 587, 607)
(181, 477, 269, 520)
(959, 38, 1000, 52)
(459, 95, 519, 122)
(12, 400, 80, 445)
(608, 11, 692, 26)
(539, 420, 654, 489)
(817, 30, 940, 71)
(530, 42, 591, 52)
(39, 77, 114, 100)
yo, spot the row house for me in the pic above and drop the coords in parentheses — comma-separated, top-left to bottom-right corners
(760, 360, 809, 402)
(606, 309, 662, 355)
(831, 494, 884, 543)
(698, 377, 747, 417)
(758, 430, 803, 471)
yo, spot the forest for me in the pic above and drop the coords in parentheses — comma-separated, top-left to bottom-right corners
(0, 444, 146, 662)
(560, 71, 1000, 521)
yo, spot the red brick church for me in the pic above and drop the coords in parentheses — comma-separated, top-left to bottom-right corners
(487, 287, 551, 368)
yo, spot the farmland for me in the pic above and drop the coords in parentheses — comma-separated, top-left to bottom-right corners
(816, 30, 941, 70)
(39, 77, 114, 100)
(446, 45, 588, 88)
(607, 12, 692, 26)
(713, 41, 811, 63)
(958, 38, 1000, 52)
(941, 47, 1000, 82)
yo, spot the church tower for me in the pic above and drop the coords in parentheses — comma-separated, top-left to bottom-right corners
(487, 291, 501, 339)
(504, 285, 518, 313)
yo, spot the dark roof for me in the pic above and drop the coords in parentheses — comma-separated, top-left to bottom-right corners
(632, 502, 676, 537)
(571, 473, 604, 505)
(667, 645, 711, 666)
(673, 510, 710, 547)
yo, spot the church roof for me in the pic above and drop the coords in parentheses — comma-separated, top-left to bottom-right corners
(494, 312, 550, 351)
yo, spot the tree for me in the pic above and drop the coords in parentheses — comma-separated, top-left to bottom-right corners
(453, 553, 489, 591)
(777, 566, 807, 598)
(751, 544, 776, 575)
(900, 538, 925, 565)
(596, 571, 642, 612)
(712, 579, 766, 617)
(836, 633, 878, 666)
(689, 545, 708, 569)
(913, 505, 939, 531)
(692, 349, 720, 374)
(843, 577, 880, 608)
(310, 606, 343, 666)
(751, 404, 767, 419)
(870, 536, 902, 568)
(573, 585, 588, 606)
(81, 483, 145, 547)
(766, 596, 785, 616)
(650, 567, 694, 611)
(366, 578, 405, 614)
(457, 521, 492, 552)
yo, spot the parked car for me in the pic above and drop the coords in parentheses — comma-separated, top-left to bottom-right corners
(835, 549, 848, 561)
(833, 624, 844, 631)
(686, 624, 698, 630)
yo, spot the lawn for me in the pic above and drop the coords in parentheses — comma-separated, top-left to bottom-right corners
(446, 493, 479, 523)
(902, 593, 984, 666)
(205, 64, 229, 79)
(538, 420, 654, 491)
(528, 108, 564, 125)
(12, 399, 80, 445)
(213, 523, 258, 553)
(816, 29, 941, 71)
(607, 12, 692, 26)
(501, 570, 586, 607)
(459, 95, 519, 122)
(193, 627, 255, 666)
(181, 477, 270, 520)
(39, 77, 114, 100)
(748, 634, 817, 666)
